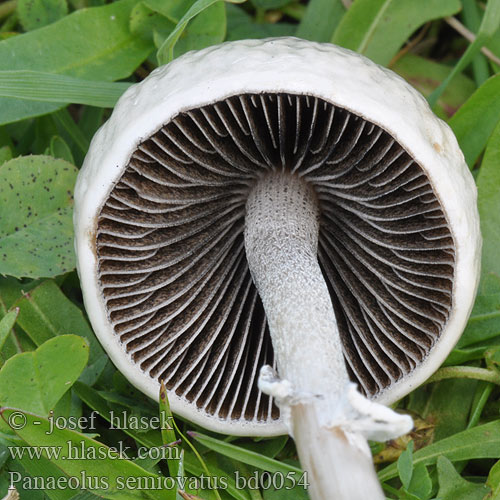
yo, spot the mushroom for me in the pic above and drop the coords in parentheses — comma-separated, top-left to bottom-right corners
(74, 38, 481, 499)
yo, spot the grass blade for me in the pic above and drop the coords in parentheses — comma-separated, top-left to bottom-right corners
(296, 0, 345, 42)
(476, 119, 500, 291)
(187, 431, 302, 476)
(159, 382, 181, 479)
(428, 0, 500, 107)
(156, 0, 245, 64)
(0, 0, 152, 125)
(448, 73, 500, 168)
(332, 0, 461, 66)
(379, 419, 500, 482)
(0, 308, 18, 352)
(0, 70, 131, 107)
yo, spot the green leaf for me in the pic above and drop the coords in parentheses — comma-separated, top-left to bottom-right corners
(421, 379, 477, 441)
(296, 0, 345, 42)
(391, 53, 475, 119)
(467, 381, 494, 429)
(13, 452, 77, 500)
(429, 0, 500, 107)
(6, 459, 66, 500)
(226, 3, 296, 40)
(262, 484, 309, 500)
(129, 2, 175, 44)
(251, 0, 290, 9)
(0, 146, 12, 166)
(168, 424, 223, 500)
(156, 0, 245, 64)
(34, 116, 59, 156)
(50, 136, 74, 164)
(187, 431, 303, 476)
(12, 280, 107, 384)
(477, 119, 500, 294)
(487, 459, 500, 498)
(486, 17, 500, 72)
(0, 0, 152, 125)
(0, 70, 131, 107)
(181, 451, 252, 500)
(17, 0, 68, 31)
(462, 0, 490, 87)
(53, 108, 90, 155)
(0, 308, 17, 352)
(407, 463, 432, 500)
(169, 1, 226, 59)
(78, 106, 105, 142)
(445, 346, 488, 365)
(436, 456, 490, 499)
(0, 408, 174, 500)
(175, 453, 186, 500)
(143, 0, 196, 22)
(449, 74, 500, 168)
(68, 492, 108, 499)
(159, 382, 180, 479)
(0, 155, 77, 279)
(379, 420, 500, 482)
(73, 382, 163, 449)
(74, 382, 240, 499)
(331, 0, 461, 66)
(145, 0, 231, 57)
(394, 490, 421, 500)
(0, 277, 42, 310)
(0, 298, 33, 370)
(0, 335, 88, 419)
(397, 440, 413, 490)
(476, 0, 500, 39)
(237, 435, 289, 459)
(458, 292, 500, 347)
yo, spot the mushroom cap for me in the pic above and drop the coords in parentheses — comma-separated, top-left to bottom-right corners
(74, 37, 481, 436)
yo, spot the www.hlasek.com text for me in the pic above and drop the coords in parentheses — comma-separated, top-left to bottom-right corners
(8, 440, 180, 461)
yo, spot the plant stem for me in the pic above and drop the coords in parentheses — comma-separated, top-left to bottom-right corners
(467, 382, 493, 429)
(381, 482, 401, 496)
(388, 22, 431, 67)
(444, 16, 500, 66)
(427, 366, 500, 385)
(174, 424, 222, 500)
(462, 0, 490, 85)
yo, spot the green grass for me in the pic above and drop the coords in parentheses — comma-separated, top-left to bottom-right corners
(1, 1, 500, 499)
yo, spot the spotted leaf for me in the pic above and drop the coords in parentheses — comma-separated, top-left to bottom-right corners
(0, 155, 77, 278)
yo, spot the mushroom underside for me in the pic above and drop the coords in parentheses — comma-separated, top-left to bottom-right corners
(95, 92, 455, 426)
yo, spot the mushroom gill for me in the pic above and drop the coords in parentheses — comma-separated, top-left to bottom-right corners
(95, 92, 455, 424)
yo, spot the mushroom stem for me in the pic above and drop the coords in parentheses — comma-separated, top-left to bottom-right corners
(244, 172, 411, 500)
(291, 403, 383, 499)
